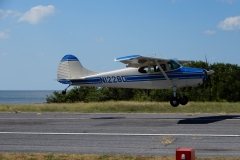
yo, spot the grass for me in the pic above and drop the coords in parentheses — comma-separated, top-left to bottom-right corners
(1, 101, 240, 113)
(0, 153, 239, 160)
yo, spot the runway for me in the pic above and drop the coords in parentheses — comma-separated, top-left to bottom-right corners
(0, 113, 240, 157)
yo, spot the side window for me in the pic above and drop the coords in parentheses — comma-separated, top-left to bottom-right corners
(138, 66, 156, 73)
(138, 67, 147, 73)
(139, 65, 166, 73)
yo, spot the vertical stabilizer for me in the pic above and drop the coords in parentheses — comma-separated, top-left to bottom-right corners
(57, 54, 98, 81)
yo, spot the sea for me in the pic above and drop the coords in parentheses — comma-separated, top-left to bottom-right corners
(0, 90, 58, 104)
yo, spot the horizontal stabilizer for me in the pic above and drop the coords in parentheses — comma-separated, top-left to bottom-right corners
(206, 70, 214, 75)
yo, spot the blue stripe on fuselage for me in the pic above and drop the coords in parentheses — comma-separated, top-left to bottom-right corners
(58, 67, 205, 85)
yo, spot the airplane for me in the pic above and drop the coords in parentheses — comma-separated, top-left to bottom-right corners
(57, 54, 214, 107)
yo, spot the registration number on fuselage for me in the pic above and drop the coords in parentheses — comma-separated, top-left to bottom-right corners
(99, 76, 127, 83)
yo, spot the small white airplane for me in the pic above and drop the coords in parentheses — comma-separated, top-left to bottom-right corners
(57, 54, 214, 107)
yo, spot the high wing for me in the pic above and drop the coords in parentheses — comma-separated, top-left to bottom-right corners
(114, 55, 193, 67)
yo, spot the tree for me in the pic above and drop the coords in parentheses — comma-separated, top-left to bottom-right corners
(47, 62, 240, 103)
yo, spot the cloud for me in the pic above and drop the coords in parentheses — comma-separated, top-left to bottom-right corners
(18, 5, 55, 24)
(218, 16, 240, 30)
(68, 31, 74, 36)
(1, 52, 8, 57)
(171, 0, 176, 3)
(38, 52, 45, 56)
(217, 0, 236, 3)
(0, 9, 21, 19)
(171, 0, 180, 3)
(95, 36, 104, 42)
(0, 9, 12, 18)
(0, 29, 10, 39)
(203, 30, 216, 35)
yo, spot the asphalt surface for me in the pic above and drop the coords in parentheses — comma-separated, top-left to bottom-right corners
(0, 113, 240, 157)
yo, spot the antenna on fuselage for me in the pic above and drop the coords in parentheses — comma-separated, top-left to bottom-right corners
(158, 51, 168, 59)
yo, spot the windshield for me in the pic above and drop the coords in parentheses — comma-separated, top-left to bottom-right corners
(167, 60, 181, 70)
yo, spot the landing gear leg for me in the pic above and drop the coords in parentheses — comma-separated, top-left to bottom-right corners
(170, 87, 179, 107)
(179, 89, 188, 105)
(62, 85, 71, 95)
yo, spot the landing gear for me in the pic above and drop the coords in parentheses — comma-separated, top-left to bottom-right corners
(180, 96, 188, 105)
(170, 87, 179, 107)
(62, 90, 67, 95)
(169, 87, 188, 107)
(170, 97, 179, 107)
(62, 85, 71, 95)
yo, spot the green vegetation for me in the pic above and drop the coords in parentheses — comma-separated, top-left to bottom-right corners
(1, 101, 240, 113)
(0, 153, 239, 160)
(46, 61, 240, 103)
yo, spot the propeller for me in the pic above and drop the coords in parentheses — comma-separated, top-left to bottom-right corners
(205, 55, 214, 100)
(205, 55, 214, 75)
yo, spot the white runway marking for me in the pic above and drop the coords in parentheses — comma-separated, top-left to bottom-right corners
(0, 132, 240, 137)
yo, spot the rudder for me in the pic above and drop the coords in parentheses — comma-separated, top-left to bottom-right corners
(57, 54, 98, 82)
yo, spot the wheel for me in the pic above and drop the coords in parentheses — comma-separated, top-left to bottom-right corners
(180, 96, 188, 105)
(170, 97, 179, 107)
(62, 90, 66, 95)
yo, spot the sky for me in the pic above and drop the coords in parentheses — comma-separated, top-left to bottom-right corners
(1, 0, 240, 90)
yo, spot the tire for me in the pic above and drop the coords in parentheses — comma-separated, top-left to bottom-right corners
(170, 97, 179, 107)
(180, 96, 188, 105)
(62, 90, 66, 95)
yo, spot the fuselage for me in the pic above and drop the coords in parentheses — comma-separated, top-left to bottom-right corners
(59, 66, 206, 89)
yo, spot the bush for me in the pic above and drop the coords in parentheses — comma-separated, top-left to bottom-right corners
(47, 62, 240, 103)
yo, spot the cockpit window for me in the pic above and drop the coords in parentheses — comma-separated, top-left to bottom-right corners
(167, 60, 181, 70)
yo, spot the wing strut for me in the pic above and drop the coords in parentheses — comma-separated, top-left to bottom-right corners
(155, 60, 173, 87)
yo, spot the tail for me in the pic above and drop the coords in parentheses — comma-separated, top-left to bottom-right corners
(57, 54, 98, 83)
